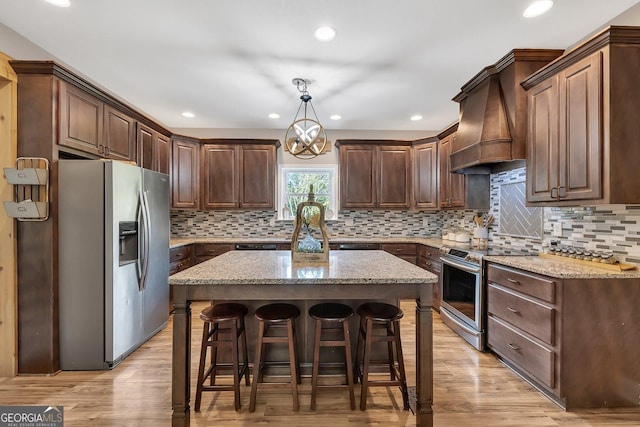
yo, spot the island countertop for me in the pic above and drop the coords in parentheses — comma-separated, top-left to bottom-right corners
(169, 250, 438, 285)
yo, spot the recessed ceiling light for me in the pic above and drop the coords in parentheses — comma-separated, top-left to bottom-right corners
(523, 0, 554, 18)
(44, 0, 71, 7)
(330, 115, 342, 120)
(181, 112, 195, 118)
(314, 26, 336, 42)
(410, 115, 423, 121)
(268, 113, 280, 119)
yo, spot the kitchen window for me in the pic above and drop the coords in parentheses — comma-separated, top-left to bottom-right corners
(279, 166, 337, 220)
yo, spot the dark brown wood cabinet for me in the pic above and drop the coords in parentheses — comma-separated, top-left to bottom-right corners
(59, 82, 136, 162)
(171, 137, 200, 209)
(59, 82, 104, 156)
(487, 261, 640, 409)
(103, 104, 136, 161)
(138, 123, 170, 173)
(526, 54, 601, 203)
(417, 245, 441, 311)
(381, 243, 417, 265)
(438, 130, 465, 209)
(201, 140, 278, 209)
(336, 140, 412, 209)
(193, 243, 232, 265)
(413, 138, 438, 210)
(523, 26, 640, 206)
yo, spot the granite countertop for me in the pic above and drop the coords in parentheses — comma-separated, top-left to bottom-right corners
(169, 250, 438, 285)
(485, 255, 640, 279)
(170, 236, 445, 249)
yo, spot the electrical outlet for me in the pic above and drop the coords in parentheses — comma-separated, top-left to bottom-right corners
(552, 222, 562, 237)
(423, 218, 429, 227)
(187, 218, 194, 227)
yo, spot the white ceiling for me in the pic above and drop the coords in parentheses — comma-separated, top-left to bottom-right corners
(1, 0, 640, 135)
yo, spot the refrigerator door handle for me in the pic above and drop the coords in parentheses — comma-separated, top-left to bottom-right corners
(136, 191, 144, 285)
(141, 190, 152, 290)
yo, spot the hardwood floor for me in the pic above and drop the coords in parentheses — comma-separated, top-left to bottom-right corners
(1, 301, 639, 426)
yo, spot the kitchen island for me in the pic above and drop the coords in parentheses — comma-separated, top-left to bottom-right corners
(169, 250, 437, 426)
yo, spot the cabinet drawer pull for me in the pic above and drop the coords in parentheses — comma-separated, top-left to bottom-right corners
(508, 343, 521, 351)
(507, 278, 520, 285)
(507, 307, 520, 314)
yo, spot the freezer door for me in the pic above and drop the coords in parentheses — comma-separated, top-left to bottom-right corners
(141, 168, 170, 338)
(105, 161, 144, 365)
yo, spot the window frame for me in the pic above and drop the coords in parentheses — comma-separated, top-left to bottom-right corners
(278, 165, 338, 220)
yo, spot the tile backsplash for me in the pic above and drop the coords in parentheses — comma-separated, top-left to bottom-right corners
(171, 166, 640, 265)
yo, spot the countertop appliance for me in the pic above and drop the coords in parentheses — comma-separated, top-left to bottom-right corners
(58, 160, 169, 370)
(439, 244, 531, 351)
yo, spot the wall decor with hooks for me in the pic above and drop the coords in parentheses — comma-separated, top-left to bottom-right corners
(3, 157, 49, 221)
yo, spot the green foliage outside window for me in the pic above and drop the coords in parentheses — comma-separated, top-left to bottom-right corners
(284, 171, 331, 217)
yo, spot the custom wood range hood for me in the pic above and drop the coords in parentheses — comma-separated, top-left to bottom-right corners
(451, 49, 564, 174)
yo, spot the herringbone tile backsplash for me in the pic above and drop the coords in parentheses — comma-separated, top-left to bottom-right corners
(171, 166, 640, 265)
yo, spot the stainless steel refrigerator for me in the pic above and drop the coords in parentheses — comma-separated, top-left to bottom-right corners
(58, 159, 169, 370)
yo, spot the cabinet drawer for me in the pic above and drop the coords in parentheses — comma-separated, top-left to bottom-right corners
(487, 264, 555, 303)
(488, 316, 555, 388)
(169, 259, 191, 275)
(194, 243, 232, 258)
(381, 243, 417, 256)
(418, 244, 440, 261)
(170, 245, 192, 263)
(488, 284, 555, 345)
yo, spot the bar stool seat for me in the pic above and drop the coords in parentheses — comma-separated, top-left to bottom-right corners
(249, 303, 301, 412)
(195, 302, 250, 412)
(354, 302, 409, 411)
(309, 302, 356, 411)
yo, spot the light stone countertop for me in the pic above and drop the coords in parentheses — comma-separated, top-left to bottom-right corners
(169, 250, 438, 285)
(170, 236, 445, 249)
(485, 255, 640, 279)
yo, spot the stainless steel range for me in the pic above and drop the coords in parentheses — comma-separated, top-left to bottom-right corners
(439, 244, 532, 350)
(439, 245, 487, 350)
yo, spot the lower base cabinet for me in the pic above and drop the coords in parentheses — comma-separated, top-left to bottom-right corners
(487, 262, 640, 409)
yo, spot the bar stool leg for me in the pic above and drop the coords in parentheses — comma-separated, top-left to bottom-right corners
(287, 319, 300, 411)
(230, 319, 241, 411)
(240, 317, 250, 386)
(310, 318, 322, 411)
(393, 320, 409, 410)
(210, 325, 219, 386)
(387, 324, 395, 382)
(353, 316, 365, 384)
(249, 321, 265, 413)
(360, 318, 373, 411)
(195, 321, 210, 412)
(343, 319, 356, 410)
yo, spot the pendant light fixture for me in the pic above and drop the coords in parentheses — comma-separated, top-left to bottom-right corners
(284, 78, 328, 159)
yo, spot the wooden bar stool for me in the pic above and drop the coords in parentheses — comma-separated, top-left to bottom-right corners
(195, 303, 250, 412)
(354, 302, 409, 411)
(249, 303, 301, 412)
(309, 302, 356, 411)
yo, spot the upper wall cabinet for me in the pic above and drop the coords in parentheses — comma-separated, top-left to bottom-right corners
(336, 140, 412, 210)
(138, 123, 170, 174)
(522, 26, 640, 206)
(10, 61, 170, 166)
(437, 129, 466, 209)
(201, 140, 279, 210)
(171, 136, 200, 210)
(59, 82, 136, 162)
(413, 137, 438, 210)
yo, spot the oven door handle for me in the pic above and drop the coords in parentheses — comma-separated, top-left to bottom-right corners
(441, 257, 481, 274)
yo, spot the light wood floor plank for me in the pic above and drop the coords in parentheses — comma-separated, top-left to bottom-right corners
(0, 300, 638, 426)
